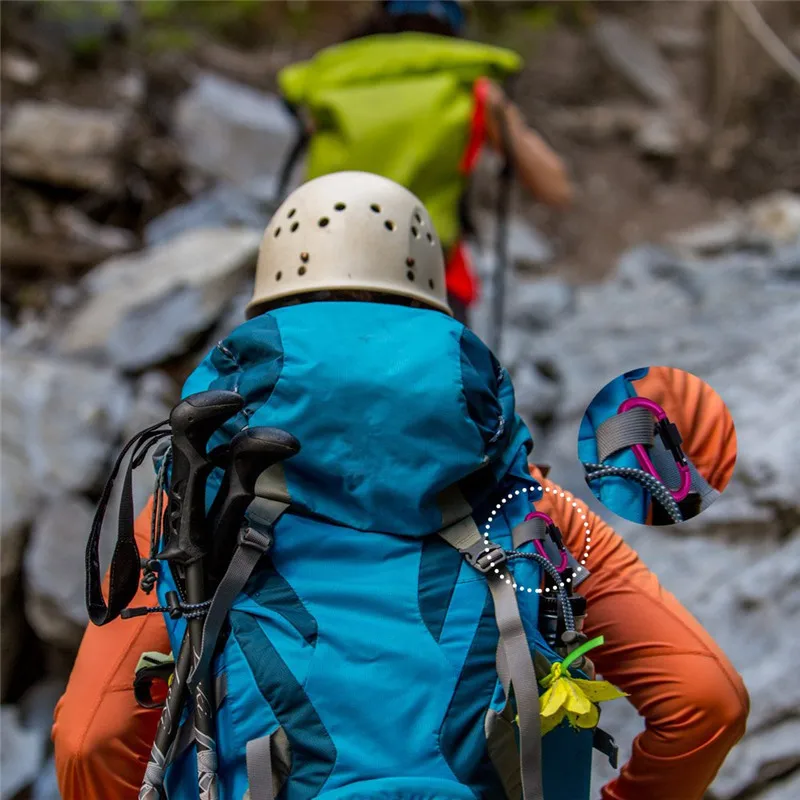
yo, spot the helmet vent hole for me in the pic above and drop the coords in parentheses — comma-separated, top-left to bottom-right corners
(301, 252, 309, 262)
(407, 271, 415, 281)
(385, 220, 396, 231)
(287, 209, 296, 219)
(414, 212, 423, 224)
(429, 279, 435, 289)
(426, 232, 435, 245)
(334, 202, 346, 211)
(274, 227, 281, 237)
(276, 271, 282, 281)
(298, 266, 307, 276)
(406, 257, 415, 267)
(411, 226, 419, 238)
(370, 203, 381, 213)
(318, 217, 330, 227)
(291, 222, 299, 232)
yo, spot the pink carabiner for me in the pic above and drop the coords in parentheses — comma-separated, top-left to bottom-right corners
(617, 397, 692, 501)
(524, 511, 569, 572)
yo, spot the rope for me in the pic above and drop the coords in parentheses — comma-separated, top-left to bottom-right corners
(728, 0, 800, 87)
(583, 463, 683, 524)
(506, 551, 575, 631)
(123, 599, 212, 621)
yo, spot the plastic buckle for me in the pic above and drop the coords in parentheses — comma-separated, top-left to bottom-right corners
(466, 542, 506, 574)
(617, 397, 692, 502)
(238, 526, 273, 554)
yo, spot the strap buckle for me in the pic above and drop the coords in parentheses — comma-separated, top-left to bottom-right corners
(617, 397, 692, 502)
(238, 525, 273, 553)
(465, 542, 507, 574)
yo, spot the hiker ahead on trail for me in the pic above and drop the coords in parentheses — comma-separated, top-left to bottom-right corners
(56, 172, 746, 800)
(276, 0, 572, 323)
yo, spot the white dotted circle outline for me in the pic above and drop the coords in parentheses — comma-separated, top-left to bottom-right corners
(484, 485, 591, 594)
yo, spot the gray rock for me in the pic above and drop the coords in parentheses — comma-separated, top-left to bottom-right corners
(31, 756, 58, 800)
(507, 278, 575, 331)
(749, 769, 800, 800)
(19, 679, 66, 743)
(1, 352, 132, 501)
(59, 228, 261, 370)
(711, 718, 800, 800)
(668, 214, 749, 256)
(53, 206, 137, 254)
(511, 363, 563, 435)
(1, 53, 41, 86)
(476, 214, 554, 273)
(634, 111, 681, 158)
(748, 191, 800, 245)
(174, 72, 297, 188)
(2, 102, 128, 193)
(145, 180, 278, 247)
(0, 706, 45, 800)
(591, 15, 682, 107)
(515, 224, 800, 800)
(24, 495, 98, 649)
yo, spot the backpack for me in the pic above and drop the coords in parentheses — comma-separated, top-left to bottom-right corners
(578, 369, 721, 525)
(277, 33, 521, 251)
(90, 301, 622, 799)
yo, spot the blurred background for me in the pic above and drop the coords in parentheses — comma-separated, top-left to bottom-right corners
(1, 1, 799, 798)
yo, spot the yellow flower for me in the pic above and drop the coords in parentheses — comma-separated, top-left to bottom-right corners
(539, 660, 627, 736)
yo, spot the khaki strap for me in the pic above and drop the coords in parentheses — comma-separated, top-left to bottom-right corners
(439, 521, 544, 800)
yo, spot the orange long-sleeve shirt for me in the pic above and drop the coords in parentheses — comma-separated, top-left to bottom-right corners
(53, 369, 747, 800)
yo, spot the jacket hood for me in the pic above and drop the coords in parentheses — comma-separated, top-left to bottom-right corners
(183, 301, 534, 535)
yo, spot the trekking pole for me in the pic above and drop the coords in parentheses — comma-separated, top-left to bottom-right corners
(187, 426, 301, 710)
(489, 85, 516, 356)
(138, 391, 244, 800)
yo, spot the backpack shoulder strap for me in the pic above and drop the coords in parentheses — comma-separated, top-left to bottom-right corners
(439, 514, 544, 800)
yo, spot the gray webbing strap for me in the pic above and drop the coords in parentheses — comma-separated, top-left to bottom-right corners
(595, 407, 655, 463)
(188, 491, 290, 692)
(511, 519, 591, 589)
(649, 439, 720, 511)
(439, 522, 544, 800)
(512, 517, 546, 548)
(246, 734, 274, 800)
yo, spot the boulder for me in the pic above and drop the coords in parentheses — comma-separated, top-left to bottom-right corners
(24, 495, 99, 650)
(1, 352, 132, 502)
(0, 706, 45, 800)
(591, 15, 682, 107)
(174, 72, 297, 188)
(2, 102, 128, 193)
(59, 228, 261, 370)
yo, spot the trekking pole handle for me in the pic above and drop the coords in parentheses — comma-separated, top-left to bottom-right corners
(158, 391, 245, 565)
(209, 427, 301, 545)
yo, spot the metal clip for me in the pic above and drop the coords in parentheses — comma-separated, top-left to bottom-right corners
(617, 397, 692, 501)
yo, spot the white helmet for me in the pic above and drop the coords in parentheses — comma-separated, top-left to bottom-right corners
(246, 171, 452, 318)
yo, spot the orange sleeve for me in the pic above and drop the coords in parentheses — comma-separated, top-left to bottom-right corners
(53, 497, 170, 800)
(632, 366, 737, 492)
(529, 466, 749, 800)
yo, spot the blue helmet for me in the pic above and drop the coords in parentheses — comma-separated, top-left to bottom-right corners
(384, 0, 466, 34)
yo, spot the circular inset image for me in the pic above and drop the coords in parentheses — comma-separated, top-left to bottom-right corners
(577, 366, 737, 526)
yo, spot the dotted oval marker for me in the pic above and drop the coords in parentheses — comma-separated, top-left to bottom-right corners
(482, 484, 592, 594)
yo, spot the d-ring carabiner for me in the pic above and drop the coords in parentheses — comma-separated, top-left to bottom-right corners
(617, 397, 692, 501)
(524, 511, 569, 572)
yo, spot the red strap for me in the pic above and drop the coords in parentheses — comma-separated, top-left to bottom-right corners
(460, 77, 490, 175)
(446, 241, 480, 306)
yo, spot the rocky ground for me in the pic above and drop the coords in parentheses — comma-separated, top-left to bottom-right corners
(2, 2, 800, 798)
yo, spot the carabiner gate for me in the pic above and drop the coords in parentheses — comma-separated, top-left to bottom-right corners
(617, 397, 692, 501)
